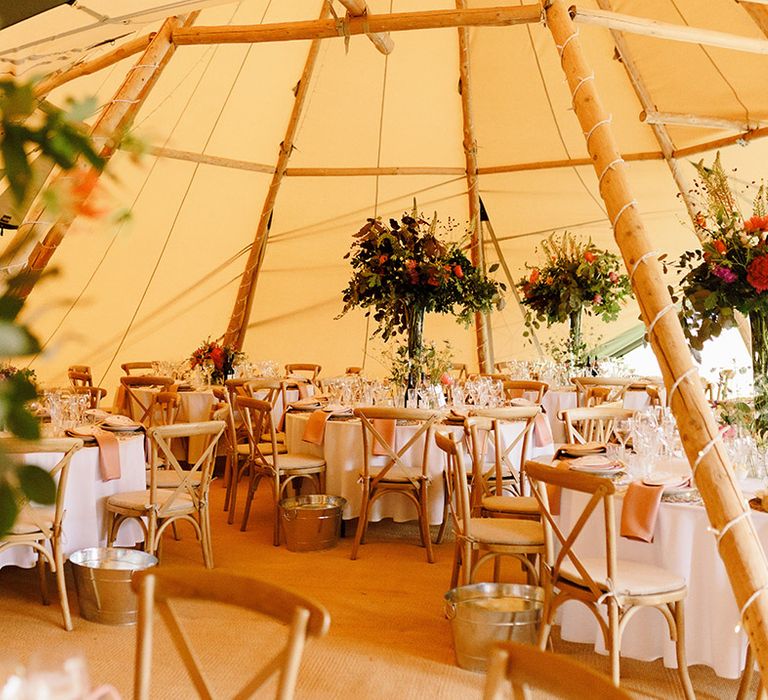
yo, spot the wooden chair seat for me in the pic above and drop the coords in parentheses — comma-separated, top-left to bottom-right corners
(10, 505, 56, 534)
(481, 495, 540, 515)
(108, 489, 196, 514)
(468, 518, 544, 546)
(263, 453, 325, 470)
(258, 441, 287, 455)
(363, 470, 427, 483)
(559, 557, 686, 597)
(151, 471, 203, 489)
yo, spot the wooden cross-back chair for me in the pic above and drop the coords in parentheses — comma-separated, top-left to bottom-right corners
(106, 421, 226, 568)
(285, 363, 321, 382)
(72, 385, 107, 409)
(352, 406, 441, 563)
(501, 380, 549, 404)
(345, 366, 362, 375)
(120, 376, 174, 425)
(121, 361, 157, 376)
(525, 460, 694, 698)
(67, 367, 92, 387)
(210, 386, 242, 516)
(435, 432, 544, 588)
(0, 437, 83, 631)
(450, 362, 468, 381)
(560, 406, 635, 445)
(150, 391, 181, 427)
(132, 567, 331, 700)
(236, 397, 326, 545)
(483, 641, 633, 700)
(570, 376, 633, 407)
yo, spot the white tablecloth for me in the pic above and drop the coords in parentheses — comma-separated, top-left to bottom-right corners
(558, 472, 765, 678)
(0, 435, 146, 569)
(285, 412, 547, 523)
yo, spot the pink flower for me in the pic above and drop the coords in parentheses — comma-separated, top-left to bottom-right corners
(608, 271, 618, 283)
(712, 265, 737, 283)
(593, 293, 603, 305)
(440, 372, 454, 386)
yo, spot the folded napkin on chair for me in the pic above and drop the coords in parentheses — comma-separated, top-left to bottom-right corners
(68, 425, 121, 481)
(302, 410, 330, 445)
(620, 481, 665, 543)
(372, 418, 397, 456)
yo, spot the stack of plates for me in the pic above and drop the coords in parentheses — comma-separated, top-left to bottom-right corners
(322, 404, 353, 416)
(65, 425, 99, 443)
(568, 455, 625, 475)
(100, 415, 142, 432)
(642, 472, 691, 494)
(289, 398, 324, 410)
(558, 442, 606, 459)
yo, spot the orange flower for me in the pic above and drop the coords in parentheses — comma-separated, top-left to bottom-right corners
(545, 276, 554, 285)
(584, 251, 596, 263)
(529, 269, 539, 284)
(744, 216, 768, 233)
(713, 239, 727, 255)
(454, 265, 464, 279)
(379, 254, 388, 264)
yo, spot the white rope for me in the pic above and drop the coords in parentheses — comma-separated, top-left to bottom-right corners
(598, 157, 623, 186)
(735, 586, 768, 633)
(708, 509, 751, 547)
(629, 249, 660, 283)
(595, 578, 617, 605)
(668, 366, 697, 405)
(610, 199, 637, 230)
(691, 433, 721, 478)
(647, 303, 675, 339)
(18, 220, 52, 228)
(127, 63, 160, 72)
(572, 72, 594, 100)
(584, 116, 612, 148)
(555, 29, 580, 59)
(109, 99, 140, 105)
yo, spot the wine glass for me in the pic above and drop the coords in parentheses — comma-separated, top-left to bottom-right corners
(613, 417, 632, 459)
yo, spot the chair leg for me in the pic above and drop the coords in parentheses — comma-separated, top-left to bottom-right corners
(351, 482, 371, 560)
(462, 542, 474, 585)
(607, 599, 621, 687)
(228, 460, 246, 525)
(273, 479, 281, 547)
(450, 540, 462, 589)
(52, 538, 73, 631)
(240, 469, 258, 532)
(171, 522, 180, 541)
(434, 472, 450, 545)
(672, 600, 695, 700)
(200, 507, 214, 569)
(419, 483, 435, 564)
(37, 547, 50, 606)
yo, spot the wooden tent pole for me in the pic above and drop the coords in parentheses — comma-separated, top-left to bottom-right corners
(673, 126, 768, 157)
(597, 0, 752, 348)
(33, 33, 154, 98)
(546, 0, 768, 681)
(13, 15, 191, 301)
(641, 110, 766, 132)
(222, 5, 330, 350)
(336, 0, 394, 54)
(172, 5, 543, 46)
(456, 0, 493, 373)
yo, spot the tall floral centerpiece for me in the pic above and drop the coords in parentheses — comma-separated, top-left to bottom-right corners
(517, 232, 632, 363)
(190, 339, 242, 384)
(676, 154, 768, 435)
(339, 208, 505, 393)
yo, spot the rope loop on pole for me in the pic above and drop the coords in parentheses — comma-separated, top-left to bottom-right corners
(598, 157, 623, 186)
(555, 29, 580, 60)
(629, 249, 660, 283)
(572, 71, 594, 100)
(610, 199, 637, 230)
(647, 303, 675, 339)
(584, 115, 612, 148)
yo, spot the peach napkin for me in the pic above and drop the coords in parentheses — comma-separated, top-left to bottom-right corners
(302, 410, 330, 445)
(372, 418, 397, 456)
(620, 481, 664, 542)
(546, 460, 571, 516)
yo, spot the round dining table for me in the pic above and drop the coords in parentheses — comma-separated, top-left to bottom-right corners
(0, 434, 146, 569)
(557, 467, 764, 679)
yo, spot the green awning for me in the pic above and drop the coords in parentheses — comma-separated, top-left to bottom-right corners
(594, 324, 647, 358)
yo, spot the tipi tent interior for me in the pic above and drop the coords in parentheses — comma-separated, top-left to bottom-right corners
(5, 1, 768, 697)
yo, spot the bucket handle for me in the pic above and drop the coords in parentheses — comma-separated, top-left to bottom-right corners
(282, 508, 299, 522)
(444, 600, 457, 621)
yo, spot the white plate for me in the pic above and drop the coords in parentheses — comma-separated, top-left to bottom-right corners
(100, 423, 142, 432)
(569, 462, 624, 475)
(642, 471, 690, 491)
(570, 455, 614, 468)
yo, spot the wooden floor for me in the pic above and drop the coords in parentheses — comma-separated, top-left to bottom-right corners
(0, 478, 757, 698)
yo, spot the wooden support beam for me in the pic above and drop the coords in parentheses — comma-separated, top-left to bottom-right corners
(597, 0, 752, 348)
(641, 110, 766, 133)
(33, 33, 153, 98)
(456, 0, 493, 373)
(286, 166, 465, 176)
(13, 16, 190, 300)
(477, 151, 662, 175)
(172, 4, 543, 46)
(548, 0, 768, 685)
(145, 145, 275, 173)
(336, 0, 394, 55)
(673, 125, 768, 158)
(223, 5, 330, 350)
(571, 6, 768, 55)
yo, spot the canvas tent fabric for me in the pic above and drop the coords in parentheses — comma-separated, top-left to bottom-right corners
(0, 0, 767, 391)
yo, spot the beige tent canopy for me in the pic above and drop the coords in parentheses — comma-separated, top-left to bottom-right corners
(5, 0, 768, 682)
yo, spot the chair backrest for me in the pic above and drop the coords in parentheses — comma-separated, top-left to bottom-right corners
(465, 407, 540, 500)
(236, 396, 276, 468)
(121, 362, 157, 376)
(72, 385, 107, 409)
(132, 567, 330, 700)
(645, 384, 664, 408)
(210, 387, 238, 460)
(67, 368, 92, 387)
(1, 437, 83, 535)
(285, 363, 321, 382)
(245, 378, 287, 410)
(120, 376, 175, 425)
(353, 406, 440, 486)
(434, 430, 473, 539)
(501, 379, 548, 403)
(150, 391, 181, 427)
(147, 422, 226, 518)
(560, 406, 634, 444)
(483, 640, 633, 700)
(345, 366, 362, 375)
(570, 376, 632, 407)
(525, 460, 617, 603)
(450, 362, 468, 381)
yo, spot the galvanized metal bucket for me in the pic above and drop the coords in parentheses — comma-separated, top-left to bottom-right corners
(444, 582, 544, 672)
(69, 547, 158, 625)
(279, 495, 347, 552)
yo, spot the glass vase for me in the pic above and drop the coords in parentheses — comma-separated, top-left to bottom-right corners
(750, 309, 768, 437)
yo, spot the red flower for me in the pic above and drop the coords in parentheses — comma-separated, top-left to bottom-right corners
(405, 259, 417, 270)
(744, 216, 768, 233)
(379, 254, 388, 264)
(747, 254, 768, 292)
(454, 265, 464, 279)
(713, 239, 727, 255)
(529, 269, 539, 284)
(210, 346, 225, 371)
(584, 251, 597, 263)
(427, 276, 440, 286)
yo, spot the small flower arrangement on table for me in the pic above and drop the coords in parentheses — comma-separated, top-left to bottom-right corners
(517, 231, 632, 362)
(190, 339, 242, 384)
